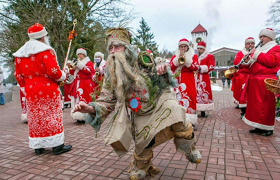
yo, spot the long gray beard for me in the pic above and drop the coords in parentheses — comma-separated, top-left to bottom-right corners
(43, 36, 51, 46)
(106, 52, 143, 102)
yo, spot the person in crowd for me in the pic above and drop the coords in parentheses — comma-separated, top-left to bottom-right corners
(69, 48, 95, 123)
(0, 67, 5, 105)
(232, 37, 255, 118)
(221, 75, 226, 88)
(13, 23, 72, 155)
(19, 85, 27, 122)
(242, 28, 280, 136)
(196, 41, 215, 117)
(91, 52, 106, 100)
(73, 27, 201, 179)
(92, 52, 106, 82)
(169, 38, 199, 126)
(63, 65, 72, 108)
(227, 78, 231, 88)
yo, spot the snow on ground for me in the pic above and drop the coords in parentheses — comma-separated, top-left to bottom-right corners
(211, 84, 223, 91)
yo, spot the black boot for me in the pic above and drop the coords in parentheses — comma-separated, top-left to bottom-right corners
(240, 108, 246, 119)
(249, 128, 263, 134)
(35, 148, 45, 156)
(77, 120, 85, 124)
(261, 130, 273, 136)
(53, 144, 72, 155)
(201, 111, 206, 118)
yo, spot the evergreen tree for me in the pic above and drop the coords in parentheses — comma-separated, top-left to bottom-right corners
(133, 17, 158, 56)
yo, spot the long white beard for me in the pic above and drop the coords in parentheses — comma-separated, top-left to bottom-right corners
(106, 52, 143, 102)
(43, 36, 51, 46)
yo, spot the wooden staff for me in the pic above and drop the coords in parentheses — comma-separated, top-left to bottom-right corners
(62, 19, 77, 71)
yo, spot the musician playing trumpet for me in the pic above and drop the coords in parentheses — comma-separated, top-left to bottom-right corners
(232, 37, 255, 118)
(69, 48, 95, 123)
(169, 38, 199, 127)
(91, 52, 106, 100)
(92, 52, 106, 82)
(242, 28, 280, 136)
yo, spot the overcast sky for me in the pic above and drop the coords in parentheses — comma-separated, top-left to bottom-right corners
(127, 0, 276, 52)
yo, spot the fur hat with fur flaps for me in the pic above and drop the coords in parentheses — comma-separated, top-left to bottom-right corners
(106, 27, 132, 46)
(197, 41, 206, 49)
(94, 52, 104, 60)
(28, 23, 48, 39)
(259, 28, 276, 40)
(76, 48, 87, 56)
(178, 38, 190, 47)
(245, 37, 255, 44)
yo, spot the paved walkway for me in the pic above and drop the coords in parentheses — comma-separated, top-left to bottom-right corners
(0, 84, 280, 180)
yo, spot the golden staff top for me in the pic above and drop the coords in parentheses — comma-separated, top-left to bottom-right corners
(62, 19, 77, 71)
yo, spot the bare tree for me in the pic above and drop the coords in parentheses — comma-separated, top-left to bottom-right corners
(0, 0, 134, 72)
(267, 0, 280, 44)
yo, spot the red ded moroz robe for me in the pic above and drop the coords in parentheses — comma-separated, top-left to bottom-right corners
(69, 57, 95, 120)
(13, 39, 66, 148)
(196, 50, 215, 111)
(170, 49, 198, 124)
(243, 41, 280, 130)
(233, 49, 250, 107)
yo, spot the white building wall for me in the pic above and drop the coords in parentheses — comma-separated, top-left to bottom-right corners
(191, 32, 208, 50)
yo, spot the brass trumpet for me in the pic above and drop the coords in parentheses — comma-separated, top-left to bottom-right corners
(67, 58, 78, 70)
(178, 50, 186, 65)
(178, 56, 186, 65)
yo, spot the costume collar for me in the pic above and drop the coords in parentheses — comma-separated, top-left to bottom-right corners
(13, 39, 54, 57)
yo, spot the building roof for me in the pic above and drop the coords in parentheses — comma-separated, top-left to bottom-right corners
(191, 24, 207, 33)
(210, 47, 240, 55)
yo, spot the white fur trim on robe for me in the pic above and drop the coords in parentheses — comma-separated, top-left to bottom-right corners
(20, 87, 26, 96)
(74, 57, 90, 78)
(252, 41, 277, 65)
(243, 115, 274, 131)
(29, 131, 64, 149)
(21, 113, 27, 123)
(200, 65, 208, 73)
(198, 50, 209, 64)
(196, 103, 214, 111)
(173, 48, 195, 67)
(239, 103, 247, 108)
(13, 39, 54, 58)
(57, 71, 66, 82)
(185, 113, 198, 125)
(241, 47, 249, 55)
(76, 57, 90, 70)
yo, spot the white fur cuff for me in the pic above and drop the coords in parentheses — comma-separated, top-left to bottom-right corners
(200, 65, 208, 73)
(57, 71, 66, 82)
(184, 57, 192, 68)
(252, 50, 261, 61)
(173, 56, 180, 67)
(242, 57, 255, 66)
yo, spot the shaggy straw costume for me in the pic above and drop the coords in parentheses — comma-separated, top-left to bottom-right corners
(84, 28, 201, 179)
